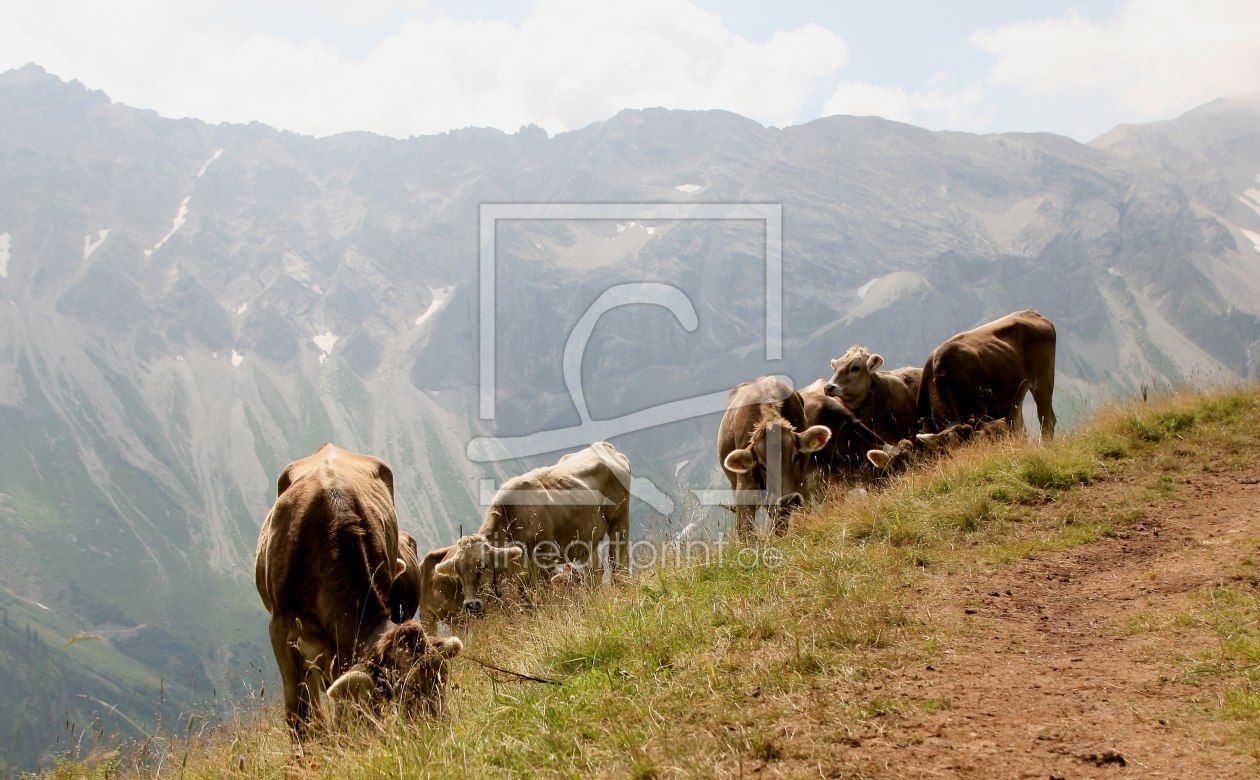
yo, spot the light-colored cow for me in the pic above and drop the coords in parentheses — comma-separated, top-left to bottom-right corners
(435, 442, 632, 616)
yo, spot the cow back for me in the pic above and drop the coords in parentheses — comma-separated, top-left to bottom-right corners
(484, 442, 629, 556)
(255, 444, 400, 671)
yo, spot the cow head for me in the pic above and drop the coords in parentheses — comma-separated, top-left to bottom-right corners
(724, 419, 831, 509)
(327, 622, 462, 712)
(433, 534, 523, 615)
(916, 423, 974, 452)
(968, 416, 1012, 440)
(825, 346, 883, 408)
(867, 439, 918, 473)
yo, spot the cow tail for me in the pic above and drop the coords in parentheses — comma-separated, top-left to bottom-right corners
(327, 488, 392, 618)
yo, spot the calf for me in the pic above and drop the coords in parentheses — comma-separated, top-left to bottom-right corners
(325, 622, 461, 715)
(254, 444, 462, 731)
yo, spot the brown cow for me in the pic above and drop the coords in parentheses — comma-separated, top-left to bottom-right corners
(916, 417, 1012, 451)
(435, 441, 632, 615)
(824, 347, 923, 444)
(918, 310, 1057, 438)
(865, 438, 919, 473)
(718, 376, 832, 535)
(254, 444, 462, 731)
(416, 544, 475, 634)
(799, 379, 889, 490)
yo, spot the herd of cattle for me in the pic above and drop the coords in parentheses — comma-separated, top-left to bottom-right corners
(253, 308, 1057, 732)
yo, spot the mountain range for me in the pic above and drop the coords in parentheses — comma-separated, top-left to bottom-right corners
(1, 62, 1258, 770)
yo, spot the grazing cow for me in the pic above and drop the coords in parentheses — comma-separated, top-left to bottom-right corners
(865, 438, 919, 473)
(916, 422, 975, 452)
(416, 544, 471, 634)
(718, 376, 832, 535)
(867, 417, 1010, 473)
(388, 531, 422, 624)
(971, 416, 1012, 440)
(799, 379, 889, 489)
(918, 416, 1013, 449)
(918, 310, 1057, 438)
(435, 442, 632, 615)
(254, 444, 462, 731)
(824, 347, 923, 443)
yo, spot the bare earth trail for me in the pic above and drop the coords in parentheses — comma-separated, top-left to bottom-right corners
(840, 470, 1260, 779)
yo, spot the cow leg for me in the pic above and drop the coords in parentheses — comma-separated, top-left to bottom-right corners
(931, 372, 964, 429)
(1032, 380, 1057, 440)
(269, 617, 308, 733)
(734, 505, 755, 537)
(607, 509, 629, 578)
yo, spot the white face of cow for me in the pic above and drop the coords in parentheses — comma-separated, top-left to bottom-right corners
(825, 347, 883, 409)
(433, 534, 523, 615)
(723, 421, 831, 507)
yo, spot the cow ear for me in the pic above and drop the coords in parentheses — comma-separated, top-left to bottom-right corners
(867, 354, 884, 372)
(506, 546, 523, 562)
(916, 432, 942, 451)
(867, 449, 890, 469)
(434, 555, 458, 578)
(797, 425, 831, 454)
(327, 670, 374, 701)
(432, 636, 463, 659)
(395, 557, 408, 578)
(724, 448, 755, 473)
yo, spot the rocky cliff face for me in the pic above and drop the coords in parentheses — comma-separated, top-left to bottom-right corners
(1, 63, 1258, 768)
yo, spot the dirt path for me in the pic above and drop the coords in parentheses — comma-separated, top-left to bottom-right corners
(843, 470, 1260, 779)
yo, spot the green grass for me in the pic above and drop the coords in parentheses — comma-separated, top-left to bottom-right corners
(46, 386, 1260, 778)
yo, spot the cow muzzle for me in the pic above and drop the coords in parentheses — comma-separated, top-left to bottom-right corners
(463, 599, 484, 615)
(824, 383, 840, 397)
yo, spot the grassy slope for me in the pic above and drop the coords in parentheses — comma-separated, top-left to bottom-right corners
(47, 387, 1260, 778)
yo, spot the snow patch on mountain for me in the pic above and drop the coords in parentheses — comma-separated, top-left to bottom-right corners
(848, 272, 928, 321)
(197, 149, 223, 177)
(313, 332, 339, 364)
(83, 229, 110, 260)
(1243, 229, 1260, 254)
(144, 197, 190, 256)
(0, 232, 9, 278)
(415, 285, 455, 326)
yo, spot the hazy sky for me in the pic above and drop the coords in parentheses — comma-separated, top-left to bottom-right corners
(3, 0, 1258, 141)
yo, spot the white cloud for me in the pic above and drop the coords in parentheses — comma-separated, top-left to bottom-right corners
(0, 0, 849, 137)
(821, 75, 990, 131)
(971, 0, 1260, 119)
